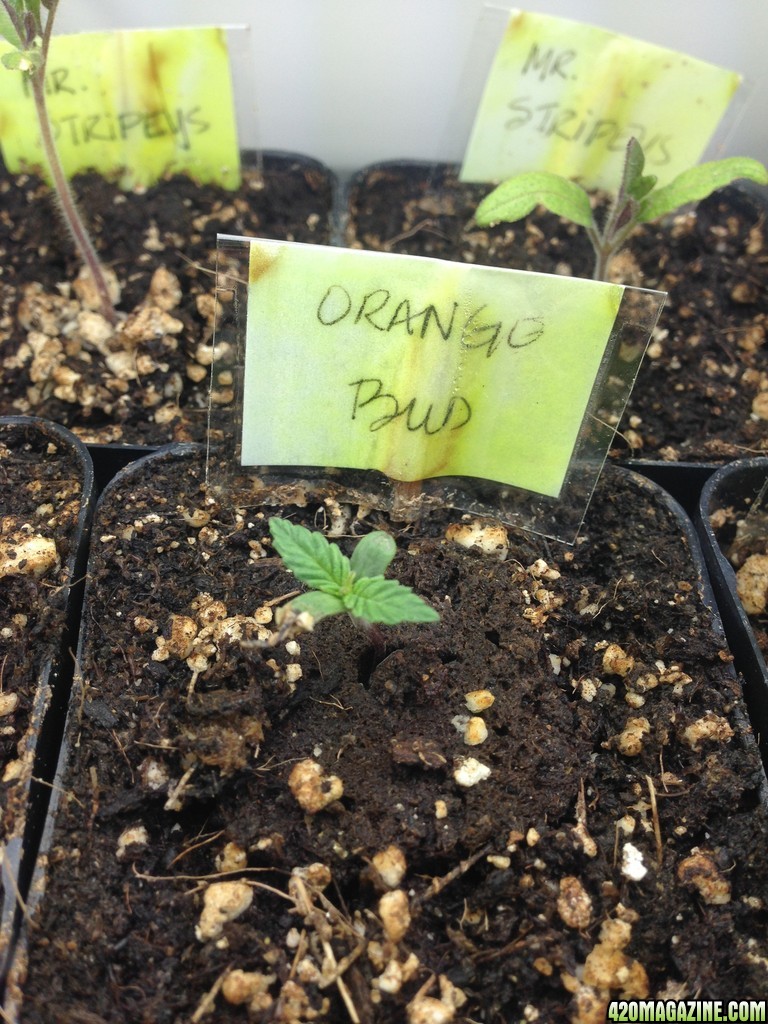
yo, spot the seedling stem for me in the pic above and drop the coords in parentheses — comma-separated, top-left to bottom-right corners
(0, 0, 117, 323)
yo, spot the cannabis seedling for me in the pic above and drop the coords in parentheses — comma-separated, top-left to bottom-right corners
(268, 517, 440, 629)
(475, 138, 768, 281)
(0, 0, 116, 322)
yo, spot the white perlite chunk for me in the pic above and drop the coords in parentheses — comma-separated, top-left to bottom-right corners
(221, 969, 275, 1011)
(557, 876, 593, 929)
(374, 958, 407, 995)
(677, 851, 731, 905)
(152, 614, 198, 661)
(215, 842, 248, 873)
(576, 678, 601, 703)
(407, 997, 454, 1024)
(528, 558, 561, 580)
(288, 758, 344, 813)
(379, 889, 411, 943)
(736, 553, 768, 615)
(681, 712, 734, 751)
(609, 716, 651, 757)
(621, 843, 648, 881)
(0, 530, 58, 578)
(0, 693, 19, 716)
(445, 520, 508, 560)
(453, 756, 491, 787)
(371, 845, 407, 890)
(580, 916, 649, 1000)
(195, 881, 253, 941)
(463, 717, 488, 746)
(115, 825, 149, 860)
(407, 977, 466, 1024)
(602, 643, 635, 678)
(464, 689, 495, 712)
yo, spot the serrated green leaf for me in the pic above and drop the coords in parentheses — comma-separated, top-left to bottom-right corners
(346, 576, 440, 625)
(637, 157, 768, 224)
(269, 518, 351, 595)
(290, 591, 346, 622)
(349, 531, 396, 580)
(475, 172, 595, 230)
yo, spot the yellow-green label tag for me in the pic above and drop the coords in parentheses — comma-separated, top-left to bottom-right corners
(460, 10, 741, 189)
(0, 27, 241, 189)
(241, 241, 626, 499)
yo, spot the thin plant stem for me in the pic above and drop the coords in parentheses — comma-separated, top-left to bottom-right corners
(30, 0, 117, 323)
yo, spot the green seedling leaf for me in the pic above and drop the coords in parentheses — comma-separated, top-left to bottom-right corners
(269, 517, 350, 595)
(269, 518, 440, 628)
(349, 531, 396, 580)
(291, 591, 347, 622)
(622, 137, 657, 202)
(346, 576, 440, 626)
(474, 138, 768, 281)
(0, 10, 23, 49)
(1, 46, 39, 70)
(0, 0, 39, 47)
(475, 172, 595, 231)
(637, 157, 768, 224)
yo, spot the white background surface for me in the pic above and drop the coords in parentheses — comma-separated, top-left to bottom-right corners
(54, 0, 768, 177)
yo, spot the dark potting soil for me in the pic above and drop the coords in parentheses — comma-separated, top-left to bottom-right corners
(0, 155, 334, 445)
(13, 450, 768, 1022)
(346, 164, 768, 463)
(0, 420, 86, 849)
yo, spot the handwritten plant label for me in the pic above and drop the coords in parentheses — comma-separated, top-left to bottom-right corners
(0, 27, 240, 189)
(460, 10, 742, 190)
(240, 240, 629, 499)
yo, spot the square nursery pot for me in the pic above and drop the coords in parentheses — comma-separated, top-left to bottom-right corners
(345, 162, 768, 467)
(5, 445, 768, 1021)
(697, 457, 768, 772)
(0, 151, 337, 448)
(0, 416, 94, 979)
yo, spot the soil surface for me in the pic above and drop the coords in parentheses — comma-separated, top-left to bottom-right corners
(346, 164, 768, 463)
(13, 450, 768, 1022)
(0, 419, 87, 861)
(0, 155, 335, 445)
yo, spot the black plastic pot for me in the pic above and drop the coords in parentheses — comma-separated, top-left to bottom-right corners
(0, 417, 95, 984)
(86, 443, 159, 494)
(5, 448, 768, 1018)
(697, 457, 768, 772)
(623, 460, 715, 518)
(1, 441, 192, 1016)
